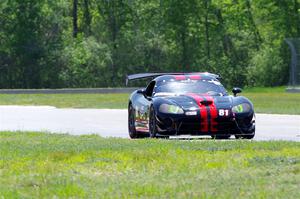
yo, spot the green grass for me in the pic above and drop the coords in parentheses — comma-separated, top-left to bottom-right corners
(243, 87, 300, 115)
(0, 86, 299, 114)
(0, 132, 299, 198)
(0, 93, 129, 109)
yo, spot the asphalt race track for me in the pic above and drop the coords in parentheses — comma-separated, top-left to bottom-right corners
(0, 106, 299, 141)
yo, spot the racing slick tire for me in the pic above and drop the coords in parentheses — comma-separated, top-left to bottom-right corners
(149, 106, 158, 138)
(128, 104, 145, 139)
(235, 126, 255, 139)
(211, 135, 231, 139)
(235, 132, 255, 139)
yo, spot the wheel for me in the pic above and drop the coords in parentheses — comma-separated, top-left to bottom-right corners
(235, 126, 255, 139)
(149, 106, 158, 138)
(211, 135, 231, 139)
(242, 134, 255, 139)
(128, 104, 141, 139)
(235, 133, 255, 139)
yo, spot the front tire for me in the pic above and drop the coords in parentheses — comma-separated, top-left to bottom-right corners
(235, 132, 255, 139)
(241, 134, 255, 139)
(235, 126, 255, 139)
(149, 106, 158, 138)
(211, 135, 231, 139)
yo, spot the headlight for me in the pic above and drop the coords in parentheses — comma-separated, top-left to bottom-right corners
(232, 103, 251, 113)
(159, 104, 184, 114)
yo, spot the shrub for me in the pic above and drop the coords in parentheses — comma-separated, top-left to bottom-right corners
(247, 46, 287, 87)
(59, 37, 112, 87)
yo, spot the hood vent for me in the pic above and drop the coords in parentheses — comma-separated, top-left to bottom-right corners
(200, 100, 213, 106)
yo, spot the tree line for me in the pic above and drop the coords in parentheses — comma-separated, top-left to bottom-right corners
(0, 0, 299, 89)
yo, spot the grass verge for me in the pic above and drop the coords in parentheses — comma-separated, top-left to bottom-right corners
(243, 87, 300, 115)
(0, 132, 299, 198)
(0, 93, 129, 109)
(0, 87, 299, 114)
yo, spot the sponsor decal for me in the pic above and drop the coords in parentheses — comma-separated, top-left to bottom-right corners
(218, 109, 229, 117)
(135, 126, 149, 132)
(185, 111, 197, 116)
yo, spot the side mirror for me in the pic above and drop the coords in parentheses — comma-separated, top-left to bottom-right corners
(232, 87, 242, 97)
(137, 89, 146, 95)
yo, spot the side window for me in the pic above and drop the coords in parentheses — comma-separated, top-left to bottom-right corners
(145, 81, 156, 97)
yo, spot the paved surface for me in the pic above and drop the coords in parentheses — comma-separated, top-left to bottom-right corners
(0, 106, 299, 141)
(0, 88, 138, 94)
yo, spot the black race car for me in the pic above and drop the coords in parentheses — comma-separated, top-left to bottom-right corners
(127, 73, 255, 139)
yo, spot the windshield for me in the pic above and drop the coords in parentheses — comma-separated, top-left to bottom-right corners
(154, 80, 227, 96)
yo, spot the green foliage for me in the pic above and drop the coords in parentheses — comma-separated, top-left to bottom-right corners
(0, 0, 299, 88)
(247, 46, 288, 87)
(60, 37, 111, 87)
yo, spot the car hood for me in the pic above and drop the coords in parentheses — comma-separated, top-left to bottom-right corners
(155, 93, 233, 110)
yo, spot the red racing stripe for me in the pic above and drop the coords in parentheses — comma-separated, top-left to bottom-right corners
(187, 93, 209, 132)
(189, 75, 201, 80)
(204, 95, 218, 132)
(199, 102, 209, 132)
(175, 75, 186, 80)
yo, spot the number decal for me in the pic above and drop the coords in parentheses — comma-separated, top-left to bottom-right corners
(219, 109, 229, 116)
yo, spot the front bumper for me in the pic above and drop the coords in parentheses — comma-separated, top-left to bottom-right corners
(156, 112, 255, 136)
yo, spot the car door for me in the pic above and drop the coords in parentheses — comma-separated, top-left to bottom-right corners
(133, 81, 155, 132)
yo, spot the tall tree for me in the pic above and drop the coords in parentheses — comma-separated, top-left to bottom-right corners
(215, 8, 237, 60)
(293, 0, 300, 36)
(83, 0, 92, 36)
(204, 0, 211, 59)
(73, 0, 78, 38)
(0, 0, 296, 88)
(245, 0, 262, 49)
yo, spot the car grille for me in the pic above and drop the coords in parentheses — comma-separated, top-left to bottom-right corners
(177, 118, 238, 135)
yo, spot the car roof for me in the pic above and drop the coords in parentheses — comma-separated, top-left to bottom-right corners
(154, 73, 220, 82)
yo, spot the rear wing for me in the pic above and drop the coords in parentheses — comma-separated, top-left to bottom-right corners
(126, 72, 220, 85)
